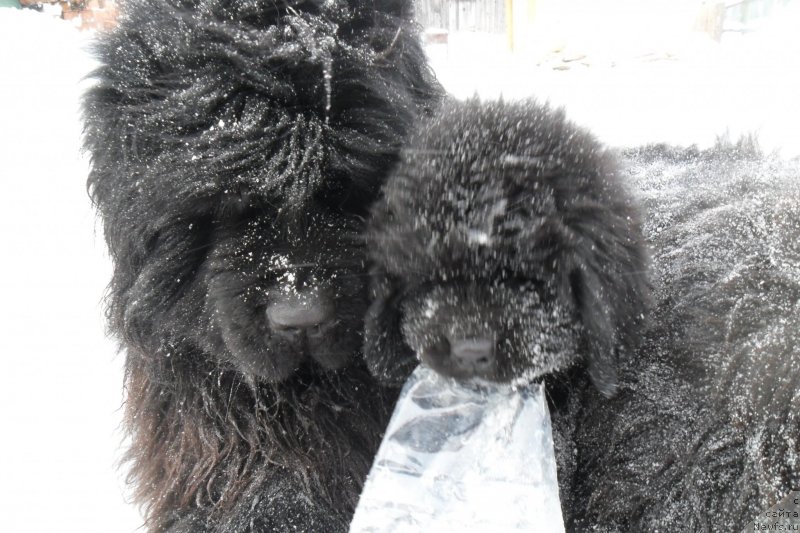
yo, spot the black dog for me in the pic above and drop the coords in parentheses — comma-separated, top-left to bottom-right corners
(364, 100, 798, 529)
(83, 0, 441, 530)
(573, 141, 800, 530)
(364, 97, 650, 523)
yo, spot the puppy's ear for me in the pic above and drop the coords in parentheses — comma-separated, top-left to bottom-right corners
(570, 268, 619, 396)
(363, 266, 417, 386)
(569, 239, 650, 398)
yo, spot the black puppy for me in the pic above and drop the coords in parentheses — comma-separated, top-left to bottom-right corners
(83, 0, 441, 530)
(364, 97, 650, 523)
(365, 97, 799, 530)
(365, 97, 649, 392)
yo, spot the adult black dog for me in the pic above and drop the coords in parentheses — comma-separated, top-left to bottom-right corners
(83, 0, 441, 530)
(364, 98, 799, 529)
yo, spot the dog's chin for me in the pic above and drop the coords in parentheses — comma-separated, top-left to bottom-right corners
(226, 325, 361, 381)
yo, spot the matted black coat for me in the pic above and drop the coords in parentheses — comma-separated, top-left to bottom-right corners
(82, 0, 442, 530)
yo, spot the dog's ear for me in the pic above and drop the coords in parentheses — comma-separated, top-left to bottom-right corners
(569, 268, 620, 396)
(568, 233, 650, 398)
(363, 266, 417, 386)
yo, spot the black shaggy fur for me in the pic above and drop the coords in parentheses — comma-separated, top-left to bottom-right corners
(82, 0, 441, 530)
(364, 99, 799, 530)
(573, 141, 800, 530)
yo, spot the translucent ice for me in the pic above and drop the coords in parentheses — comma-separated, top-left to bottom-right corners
(350, 366, 565, 533)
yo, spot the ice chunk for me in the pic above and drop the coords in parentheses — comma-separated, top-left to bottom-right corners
(350, 366, 565, 533)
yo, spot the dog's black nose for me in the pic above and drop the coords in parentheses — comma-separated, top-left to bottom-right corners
(267, 293, 332, 332)
(450, 337, 494, 372)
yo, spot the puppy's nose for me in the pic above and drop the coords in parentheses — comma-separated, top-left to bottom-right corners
(450, 338, 494, 372)
(267, 293, 332, 331)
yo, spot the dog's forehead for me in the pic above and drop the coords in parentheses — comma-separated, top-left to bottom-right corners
(389, 148, 559, 239)
(395, 109, 569, 211)
(377, 98, 618, 279)
(380, 154, 564, 278)
(216, 208, 364, 265)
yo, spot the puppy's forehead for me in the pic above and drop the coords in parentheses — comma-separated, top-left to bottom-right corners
(393, 101, 578, 200)
(380, 176, 548, 280)
(388, 111, 563, 242)
(374, 98, 620, 279)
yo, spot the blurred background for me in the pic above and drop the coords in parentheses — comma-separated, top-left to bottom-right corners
(417, 0, 800, 153)
(0, 1, 797, 532)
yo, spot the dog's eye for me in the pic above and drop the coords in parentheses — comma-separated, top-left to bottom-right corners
(496, 267, 526, 284)
(493, 270, 545, 291)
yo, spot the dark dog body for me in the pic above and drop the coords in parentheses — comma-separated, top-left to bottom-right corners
(83, 0, 441, 530)
(364, 99, 799, 530)
(574, 143, 800, 530)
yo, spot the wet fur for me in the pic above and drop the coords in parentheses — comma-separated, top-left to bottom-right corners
(365, 98, 649, 393)
(83, 0, 441, 530)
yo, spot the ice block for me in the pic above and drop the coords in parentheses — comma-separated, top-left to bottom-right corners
(350, 366, 565, 533)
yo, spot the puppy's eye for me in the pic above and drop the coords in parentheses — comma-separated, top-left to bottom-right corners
(493, 271, 544, 291)
(495, 268, 524, 284)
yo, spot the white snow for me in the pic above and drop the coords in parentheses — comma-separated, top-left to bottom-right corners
(466, 228, 492, 246)
(427, 1, 800, 157)
(0, 9, 142, 533)
(0, 3, 798, 532)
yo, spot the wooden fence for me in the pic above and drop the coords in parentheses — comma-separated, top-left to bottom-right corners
(415, 0, 506, 33)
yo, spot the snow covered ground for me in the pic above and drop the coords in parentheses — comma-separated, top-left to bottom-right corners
(0, 8, 142, 533)
(0, 4, 797, 532)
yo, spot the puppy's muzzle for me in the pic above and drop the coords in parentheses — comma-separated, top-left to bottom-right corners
(450, 337, 495, 373)
(424, 334, 496, 378)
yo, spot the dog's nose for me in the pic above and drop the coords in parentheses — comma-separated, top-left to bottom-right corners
(450, 337, 495, 372)
(267, 293, 332, 331)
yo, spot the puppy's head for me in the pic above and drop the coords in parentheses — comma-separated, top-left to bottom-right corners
(365, 99, 650, 395)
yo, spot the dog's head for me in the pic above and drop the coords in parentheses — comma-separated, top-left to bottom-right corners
(201, 207, 369, 379)
(91, 193, 369, 381)
(84, 0, 442, 381)
(364, 99, 650, 396)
